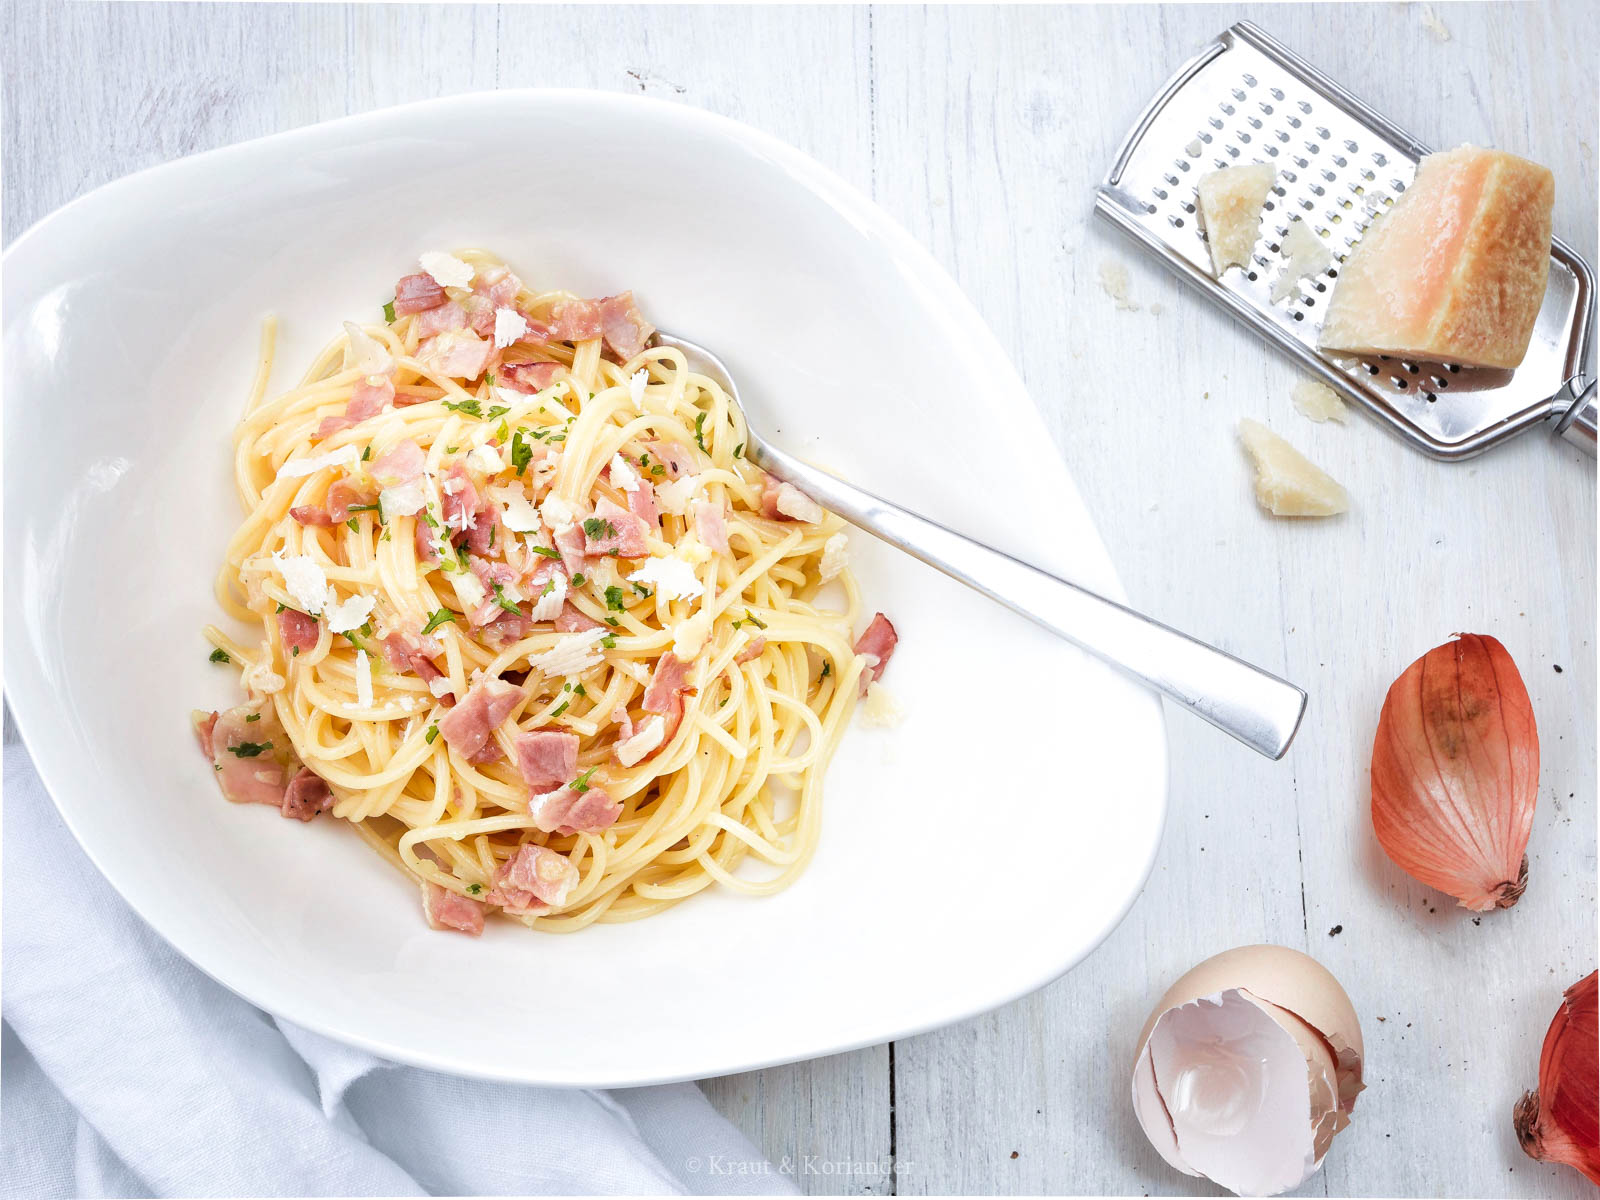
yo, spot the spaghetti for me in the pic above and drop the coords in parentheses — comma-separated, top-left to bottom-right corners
(196, 250, 896, 934)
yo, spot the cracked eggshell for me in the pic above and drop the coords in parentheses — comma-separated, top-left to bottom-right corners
(1130, 945, 1365, 1197)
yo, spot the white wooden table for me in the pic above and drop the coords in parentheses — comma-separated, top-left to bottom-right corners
(7, 3, 1593, 1195)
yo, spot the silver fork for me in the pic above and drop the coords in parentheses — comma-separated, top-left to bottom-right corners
(657, 332, 1308, 760)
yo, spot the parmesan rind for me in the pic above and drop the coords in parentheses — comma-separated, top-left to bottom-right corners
(1237, 419, 1349, 518)
(1197, 164, 1276, 275)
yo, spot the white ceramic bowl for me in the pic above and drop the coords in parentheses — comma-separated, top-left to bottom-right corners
(3, 90, 1166, 1086)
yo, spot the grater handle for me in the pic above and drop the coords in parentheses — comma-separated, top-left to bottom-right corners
(750, 435, 1309, 760)
(1553, 377, 1597, 454)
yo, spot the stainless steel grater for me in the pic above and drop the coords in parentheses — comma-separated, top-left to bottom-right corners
(1094, 21, 1596, 460)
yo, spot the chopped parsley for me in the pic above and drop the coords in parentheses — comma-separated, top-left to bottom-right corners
(570, 573, 586, 587)
(229, 741, 273, 758)
(603, 617, 620, 627)
(275, 602, 287, 613)
(600, 634, 617, 649)
(490, 582, 523, 616)
(511, 429, 533, 476)
(424, 724, 440, 744)
(572, 683, 587, 697)
(383, 298, 396, 322)
(582, 517, 616, 541)
(496, 420, 510, 442)
(821, 661, 832, 677)
(346, 503, 379, 514)
(442, 398, 482, 417)
(549, 700, 570, 719)
(444, 445, 459, 454)
(345, 517, 360, 533)
(693, 411, 708, 451)
(630, 582, 651, 598)
(528, 545, 561, 560)
(486, 405, 510, 420)
(733, 442, 745, 459)
(570, 765, 599, 793)
(731, 609, 768, 631)
(244, 713, 261, 722)
(361, 445, 372, 461)
(604, 585, 626, 611)
(466, 882, 483, 895)
(208, 648, 231, 664)
(421, 609, 456, 635)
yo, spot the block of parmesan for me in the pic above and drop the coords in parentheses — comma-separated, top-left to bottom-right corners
(1238, 419, 1348, 517)
(1319, 145, 1554, 368)
(1197, 164, 1276, 274)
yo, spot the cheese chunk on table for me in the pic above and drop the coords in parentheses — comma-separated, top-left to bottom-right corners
(1319, 145, 1554, 369)
(1197, 164, 1276, 274)
(1238, 419, 1348, 517)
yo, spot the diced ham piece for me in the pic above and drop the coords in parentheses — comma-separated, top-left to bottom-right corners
(277, 608, 320, 654)
(583, 497, 650, 558)
(293, 478, 373, 526)
(192, 710, 219, 759)
(414, 516, 440, 565)
(416, 300, 467, 338)
(418, 330, 494, 380)
(485, 843, 578, 912)
(437, 677, 525, 759)
(555, 603, 602, 632)
(646, 440, 697, 480)
(372, 438, 425, 487)
(626, 480, 658, 527)
(441, 464, 482, 533)
(598, 292, 655, 362)
(380, 631, 447, 695)
(734, 637, 766, 665)
(461, 294, 496, 338)
(281, 768, 334, 822)
(315, 415, 355, 439)
(545, 298, 604, 342)
(642, 653, 694, 745)
(476, 268, 523, 310)
(762, 479, 824, 523)
(394, 273, 447, 315)
(552, 524, 589, 575)
(854, 612, 898, 695)
(692, 499, 729, 552)
(290, 505, 335, 527)
(422, 883, 484, 935)
(529, 784, 622, 836)
(513, 729, 580, 790)
(499, 360, 562, 392)
(346, 375, 396, 421)
(206, 703, 288, 809)
(479, 609, 534, 646)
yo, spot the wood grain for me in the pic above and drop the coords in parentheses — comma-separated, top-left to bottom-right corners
(5, 3, 1593, 1196)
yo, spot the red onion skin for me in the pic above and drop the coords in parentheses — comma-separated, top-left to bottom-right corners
(1370, 634, 1538, 911)
(1515, 971, 1600, 1184)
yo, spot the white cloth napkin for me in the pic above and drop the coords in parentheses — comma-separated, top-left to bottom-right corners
(1, 720, 794, 1197)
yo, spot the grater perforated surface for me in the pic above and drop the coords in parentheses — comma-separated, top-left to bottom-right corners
(1094, 21, 1594, 459)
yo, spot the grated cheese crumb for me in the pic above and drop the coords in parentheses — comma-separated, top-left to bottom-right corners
(629, 369, 648, 412)
(818, 532, 850, 582)
(654, 474, 702, 516)
(672, 612, 712, 659)
(277, 444, 361, 481)
(379, 481, 426, 520)
(628, 556, 704, 602)
(419, 251, 474, 289)
(467, 444, 504, 475)
(1098, 259, 1140, 312)
(528, 629, 608, 677)
(859, 682, 902, 727)
(615, 715, 666, 767)
(541, 493, 580, 534)
(497, 489, 543, 533)
(343, 321, 394, 376)
(271, 551, 331, 615)
(324, 592, 376, 634)
(1272, 218, 1333, 302)
(610, 453, 642, 493)
(493, 307, 528, 349)
(1291, 379, 1350, 424)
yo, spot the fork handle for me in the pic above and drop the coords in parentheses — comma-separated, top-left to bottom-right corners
(750, 437, 1308, 760)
